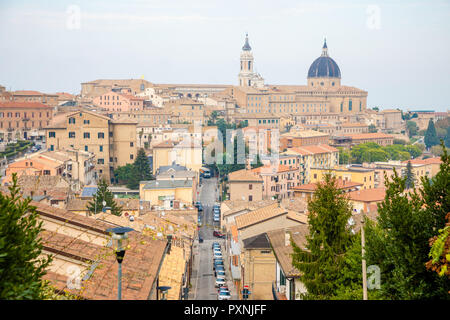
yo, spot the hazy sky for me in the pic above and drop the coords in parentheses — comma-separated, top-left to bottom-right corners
(0, 0, 449, 111)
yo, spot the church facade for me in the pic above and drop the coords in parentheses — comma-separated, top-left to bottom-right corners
(231, 36, 368, 117)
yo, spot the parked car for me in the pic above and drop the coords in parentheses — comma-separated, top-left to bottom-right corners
(212, 242, 220, 249)
(214, 252, 223, 259)
(213, 230, 225, 238)
(215, 278, 226, 288)
(218, 290, 231, 300)
(214, 266, 225, 276)
(213, 257, 224, 264)
(213, 215, 220, 222)
(216, 270, 226, 277)
(198, 236, 204, 243)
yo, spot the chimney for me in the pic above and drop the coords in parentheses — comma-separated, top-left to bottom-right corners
(285, 231, 291, 246)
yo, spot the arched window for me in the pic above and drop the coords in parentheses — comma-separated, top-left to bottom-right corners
(248, 61, 251, 70)
(349, 100, 352, 111)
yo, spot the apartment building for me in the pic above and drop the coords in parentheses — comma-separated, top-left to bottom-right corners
(279, 129, 329, 151)
(331, 132, 394, 148)
(93, 91, 145, 112)
(228, 168, 264, 202)
(251, 164, 301, 200)
(282, 144, 339, 184)
(45, 110, 137, 182)
(80, 79, 152, 99)
(0, 90, 59, 107)
(3, 148, 97, 189)
(152, 139, 202, 173)
(164, 99, 205, 124)
(0, 102, 53, 141)
(309, 165, 375, 190)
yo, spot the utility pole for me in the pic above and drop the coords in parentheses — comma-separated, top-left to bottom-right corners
(361, 209, 368, 300)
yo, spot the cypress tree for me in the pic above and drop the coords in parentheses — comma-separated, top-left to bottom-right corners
(132, 148, 153, 182)
(87, 179, 122, 216)
(404, 160, 415, 189)
(291, 173, 354, 299)
(424, 119, 439, 149)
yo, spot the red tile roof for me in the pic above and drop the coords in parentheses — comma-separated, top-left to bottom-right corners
(0, 102, 52, 109)
(252, 164, 296, 174)
(293, 180, 363, 192)
(402, 157, 442, 165)
(289, 144, 338, 155)
(347, 188, 386, 202)
(346, 133, 394, 140)
(13, 90, 44, 95)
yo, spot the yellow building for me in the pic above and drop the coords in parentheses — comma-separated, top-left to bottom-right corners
(310, 166, 375, 190)
(45, 110, 137, 182)
(139, 179, 194, 208)
(152, 140, 202, 173)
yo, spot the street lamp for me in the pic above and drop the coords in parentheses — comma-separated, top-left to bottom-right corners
(360, 210, 368, 300)
(107, 226, 134, 300)
(157, 286, 171, 300)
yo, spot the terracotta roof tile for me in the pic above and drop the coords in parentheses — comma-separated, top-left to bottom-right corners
(228, 169, 263, 182)
(346, 133, 394, 140)
(235, 203, 287, 230)
(347, 188, 386, 203)
(0, 102, 52, 109)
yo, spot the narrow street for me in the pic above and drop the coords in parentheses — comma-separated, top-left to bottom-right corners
(189, 177, 239, 300)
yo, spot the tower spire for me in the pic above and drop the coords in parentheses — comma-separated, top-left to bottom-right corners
(321, 38, 328, 57)
(242, 33, 251, 51)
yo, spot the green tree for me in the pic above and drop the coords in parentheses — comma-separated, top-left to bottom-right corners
(114, 149, 153, 189)
(406, 121, 418, 137)
(114, 164, 135, 184)
(0, 173, 52, 299)
(430, 145, 443, 157)
(365, 153, 450, 299)
(424, 119, 439, 149)
(445, 127, 450, 148)
(404, 160, 415, 189)
(338, 147, 350, 165)
(291, 174, 354, 299)
(368, 124, 377, 133)
(133, 148, 153, 182)
(87, 179, 122, 216)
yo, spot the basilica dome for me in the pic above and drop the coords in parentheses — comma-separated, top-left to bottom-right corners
(307, 40, 341, 79)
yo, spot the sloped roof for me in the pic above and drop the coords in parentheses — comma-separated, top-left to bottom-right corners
(243, 233, 271, 249)
(266, 224, 309, 277)
(143, 179, 192, 190)
(347, 188, 386, 203)
(235, 203, 287, 230)
(228, 169, 263, 182)
(292, 180, 363, 192)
